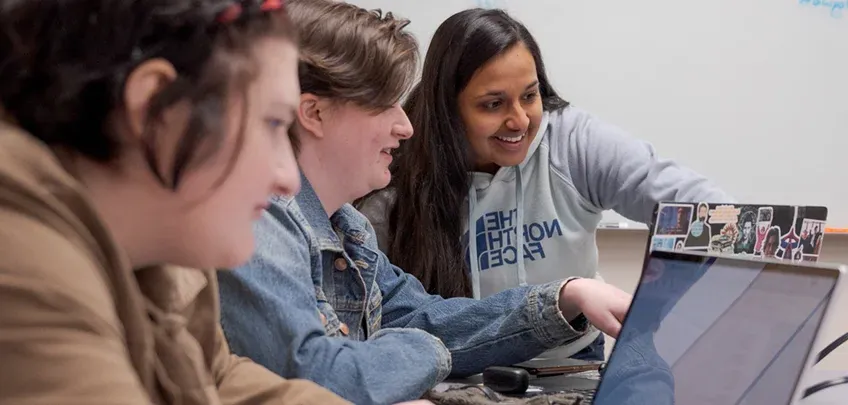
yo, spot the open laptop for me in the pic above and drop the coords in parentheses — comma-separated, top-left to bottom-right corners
(576, 249, 843, 405)
(647, 203, 828, 262)
(512, 249, 842, 405)
(505, 203, 830, 382)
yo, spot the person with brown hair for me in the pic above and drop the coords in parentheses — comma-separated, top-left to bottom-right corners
(0, 0, 351, 403)
(217, 1, 631, 404)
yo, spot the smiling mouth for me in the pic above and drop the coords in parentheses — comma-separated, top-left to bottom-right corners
(381, 145, 399, 155)
(494, 133, 526, 143)
(380, 147, 396, 161)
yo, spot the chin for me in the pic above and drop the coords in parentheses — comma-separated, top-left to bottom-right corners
(215, 240, 256, 270)
(371, 173, 392, 192)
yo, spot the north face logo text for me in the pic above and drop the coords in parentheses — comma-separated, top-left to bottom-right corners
(471, 209, 563, 271)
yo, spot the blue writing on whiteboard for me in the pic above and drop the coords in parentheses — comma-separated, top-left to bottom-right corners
(799, 0, 847, 18)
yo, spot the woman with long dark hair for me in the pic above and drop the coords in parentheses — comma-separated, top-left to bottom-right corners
(359, 8, 731, 361)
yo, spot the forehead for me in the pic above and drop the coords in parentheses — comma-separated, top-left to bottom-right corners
(464, 43, 538, 93)
(252, 39, 300, 105)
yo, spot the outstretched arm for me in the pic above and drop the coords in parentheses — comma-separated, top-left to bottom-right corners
(550, 108, 733, 223)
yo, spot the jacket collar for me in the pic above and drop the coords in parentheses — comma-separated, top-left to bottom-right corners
(294, 173, 373, 247)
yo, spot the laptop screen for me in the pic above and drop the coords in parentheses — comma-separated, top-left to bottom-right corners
(593, 250, 838, 405)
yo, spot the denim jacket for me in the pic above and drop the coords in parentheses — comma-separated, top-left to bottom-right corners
(218, 178, 591, 405)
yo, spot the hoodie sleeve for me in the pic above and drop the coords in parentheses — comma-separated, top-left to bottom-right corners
(547, 108, 734, 224)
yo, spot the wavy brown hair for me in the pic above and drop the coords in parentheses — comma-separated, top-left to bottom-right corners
(285, 0, 418, 152)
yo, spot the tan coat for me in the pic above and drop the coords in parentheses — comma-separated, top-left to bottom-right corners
(0, 121, 350, 405)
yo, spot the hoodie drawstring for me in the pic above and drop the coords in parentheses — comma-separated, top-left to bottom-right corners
(515, 167, 528, 287)
(468, 188, 482, 299)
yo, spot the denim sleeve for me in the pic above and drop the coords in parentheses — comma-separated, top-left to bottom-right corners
(549, 108, 734, 223)
(377, 254, 590, 377)
(593, 332, 675, 405)
(218, 208, 452, 405)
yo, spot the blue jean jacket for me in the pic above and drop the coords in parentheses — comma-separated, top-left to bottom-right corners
(218, 179, 590, 405)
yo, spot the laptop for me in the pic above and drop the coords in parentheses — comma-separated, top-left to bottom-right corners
(453, 249, 842, 403)
(647, 203, 828, 262)
(578, 249, 843, 405)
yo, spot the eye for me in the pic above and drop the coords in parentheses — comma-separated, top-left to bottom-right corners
(523, 91, 539, 102)
(265, 117, 290, 138)
(481, 100, 503, 110)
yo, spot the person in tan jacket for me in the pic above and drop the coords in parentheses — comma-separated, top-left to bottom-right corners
(0, 0, 358, 404)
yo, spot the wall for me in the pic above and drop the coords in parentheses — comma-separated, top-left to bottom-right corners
(350, 0, 848, 227)
(598, 230, 848, 371)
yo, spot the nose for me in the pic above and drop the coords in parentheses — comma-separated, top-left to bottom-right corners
(390, 103, 414, 140)
(272, 148, 301, 198)
(504, 102, 530, 134)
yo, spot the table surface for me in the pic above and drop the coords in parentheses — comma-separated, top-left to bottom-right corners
(440, 368, 847, 404)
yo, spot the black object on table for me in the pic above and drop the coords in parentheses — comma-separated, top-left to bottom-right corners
(482, 366, 531, 394)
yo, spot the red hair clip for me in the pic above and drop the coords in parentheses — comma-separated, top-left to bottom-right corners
(217, 3, 243, 23)
(217, 0, 284, 24)
(260, 0, 284, 11)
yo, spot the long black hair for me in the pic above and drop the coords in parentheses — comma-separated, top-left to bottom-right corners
(381, 8, 568, 297)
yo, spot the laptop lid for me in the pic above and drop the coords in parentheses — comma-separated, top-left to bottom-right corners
(646, 203, 828, 262)
(592, 249, 842, 405)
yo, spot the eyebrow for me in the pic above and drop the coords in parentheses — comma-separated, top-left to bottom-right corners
(476, 80, 540, 99)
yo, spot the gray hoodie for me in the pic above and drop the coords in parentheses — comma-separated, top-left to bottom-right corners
(361, 106, 732, 356)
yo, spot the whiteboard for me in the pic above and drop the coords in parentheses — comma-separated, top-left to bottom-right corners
(348, 0, 848, 228)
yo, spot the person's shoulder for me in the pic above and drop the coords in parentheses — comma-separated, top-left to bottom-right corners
(0, 205, 123, 334)
(0, 126, 128, 337)
(253, 195, 314, 256)
(0, 205, 149, 401)
(262, 195, 312, 237)
(338, 202, 378, 238)
(544, 105, 636, 161)
(543, 105, 599, 140)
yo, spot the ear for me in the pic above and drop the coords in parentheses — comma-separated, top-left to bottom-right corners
(296, 93, 331, 139)
(122, 58, 178, 139)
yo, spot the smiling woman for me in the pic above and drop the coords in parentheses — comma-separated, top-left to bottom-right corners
(459, 45, 546, 173)
(357, 7, 733, 363)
